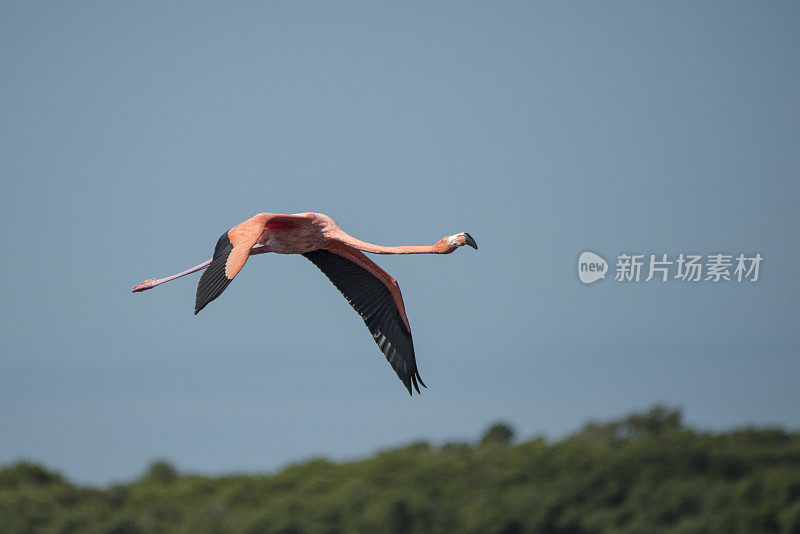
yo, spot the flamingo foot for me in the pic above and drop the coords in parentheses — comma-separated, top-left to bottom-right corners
(132, 278, 158, 292)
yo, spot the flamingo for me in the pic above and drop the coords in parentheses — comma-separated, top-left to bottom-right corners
(132, 212, 477, 395)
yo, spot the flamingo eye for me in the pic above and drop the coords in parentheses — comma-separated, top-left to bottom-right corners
(443, 235, 462, 247)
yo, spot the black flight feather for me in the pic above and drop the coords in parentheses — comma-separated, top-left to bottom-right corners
(195, 232, 234, 315)
(302, 248, 425, 395)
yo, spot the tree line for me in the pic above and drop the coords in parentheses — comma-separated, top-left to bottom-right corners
(2, 406, 799, 533)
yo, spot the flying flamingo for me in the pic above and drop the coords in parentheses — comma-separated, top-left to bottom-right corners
(132, 212, 477, 395)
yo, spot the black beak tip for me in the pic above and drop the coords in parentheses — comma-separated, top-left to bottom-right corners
(464, 233, 478, 250)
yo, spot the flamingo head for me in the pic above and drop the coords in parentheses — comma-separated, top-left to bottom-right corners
(441, 232, 478, 252)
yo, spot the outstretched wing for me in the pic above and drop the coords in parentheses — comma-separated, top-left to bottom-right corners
(195, 231, 236, 314)
(302, 244, 425, 395)
(195, 216, 267, 314)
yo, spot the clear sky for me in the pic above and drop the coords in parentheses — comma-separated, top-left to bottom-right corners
(1, 2, 798, 485)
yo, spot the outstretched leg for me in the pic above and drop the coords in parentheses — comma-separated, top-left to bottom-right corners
(132, 259, 212, 292)
(132, 244, 273, 293)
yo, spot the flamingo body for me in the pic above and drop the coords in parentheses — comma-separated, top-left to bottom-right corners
(133, 212, 477, 395)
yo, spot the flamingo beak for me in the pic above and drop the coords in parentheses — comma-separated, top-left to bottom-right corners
(463, 233, 478, 250)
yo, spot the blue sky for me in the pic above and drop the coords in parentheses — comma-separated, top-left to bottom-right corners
(1, 2, 798, 485)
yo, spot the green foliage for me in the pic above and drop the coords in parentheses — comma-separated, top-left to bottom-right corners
(480, 423, 516, 446)
(0, 461, 63, 489)
(142, 460, 179, 484)
(2, 406, 800, 533)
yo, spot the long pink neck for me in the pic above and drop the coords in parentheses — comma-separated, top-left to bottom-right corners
(331, 231, 448, 254)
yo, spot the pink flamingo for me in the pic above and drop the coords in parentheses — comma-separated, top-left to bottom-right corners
(133, 212, 477, 395)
